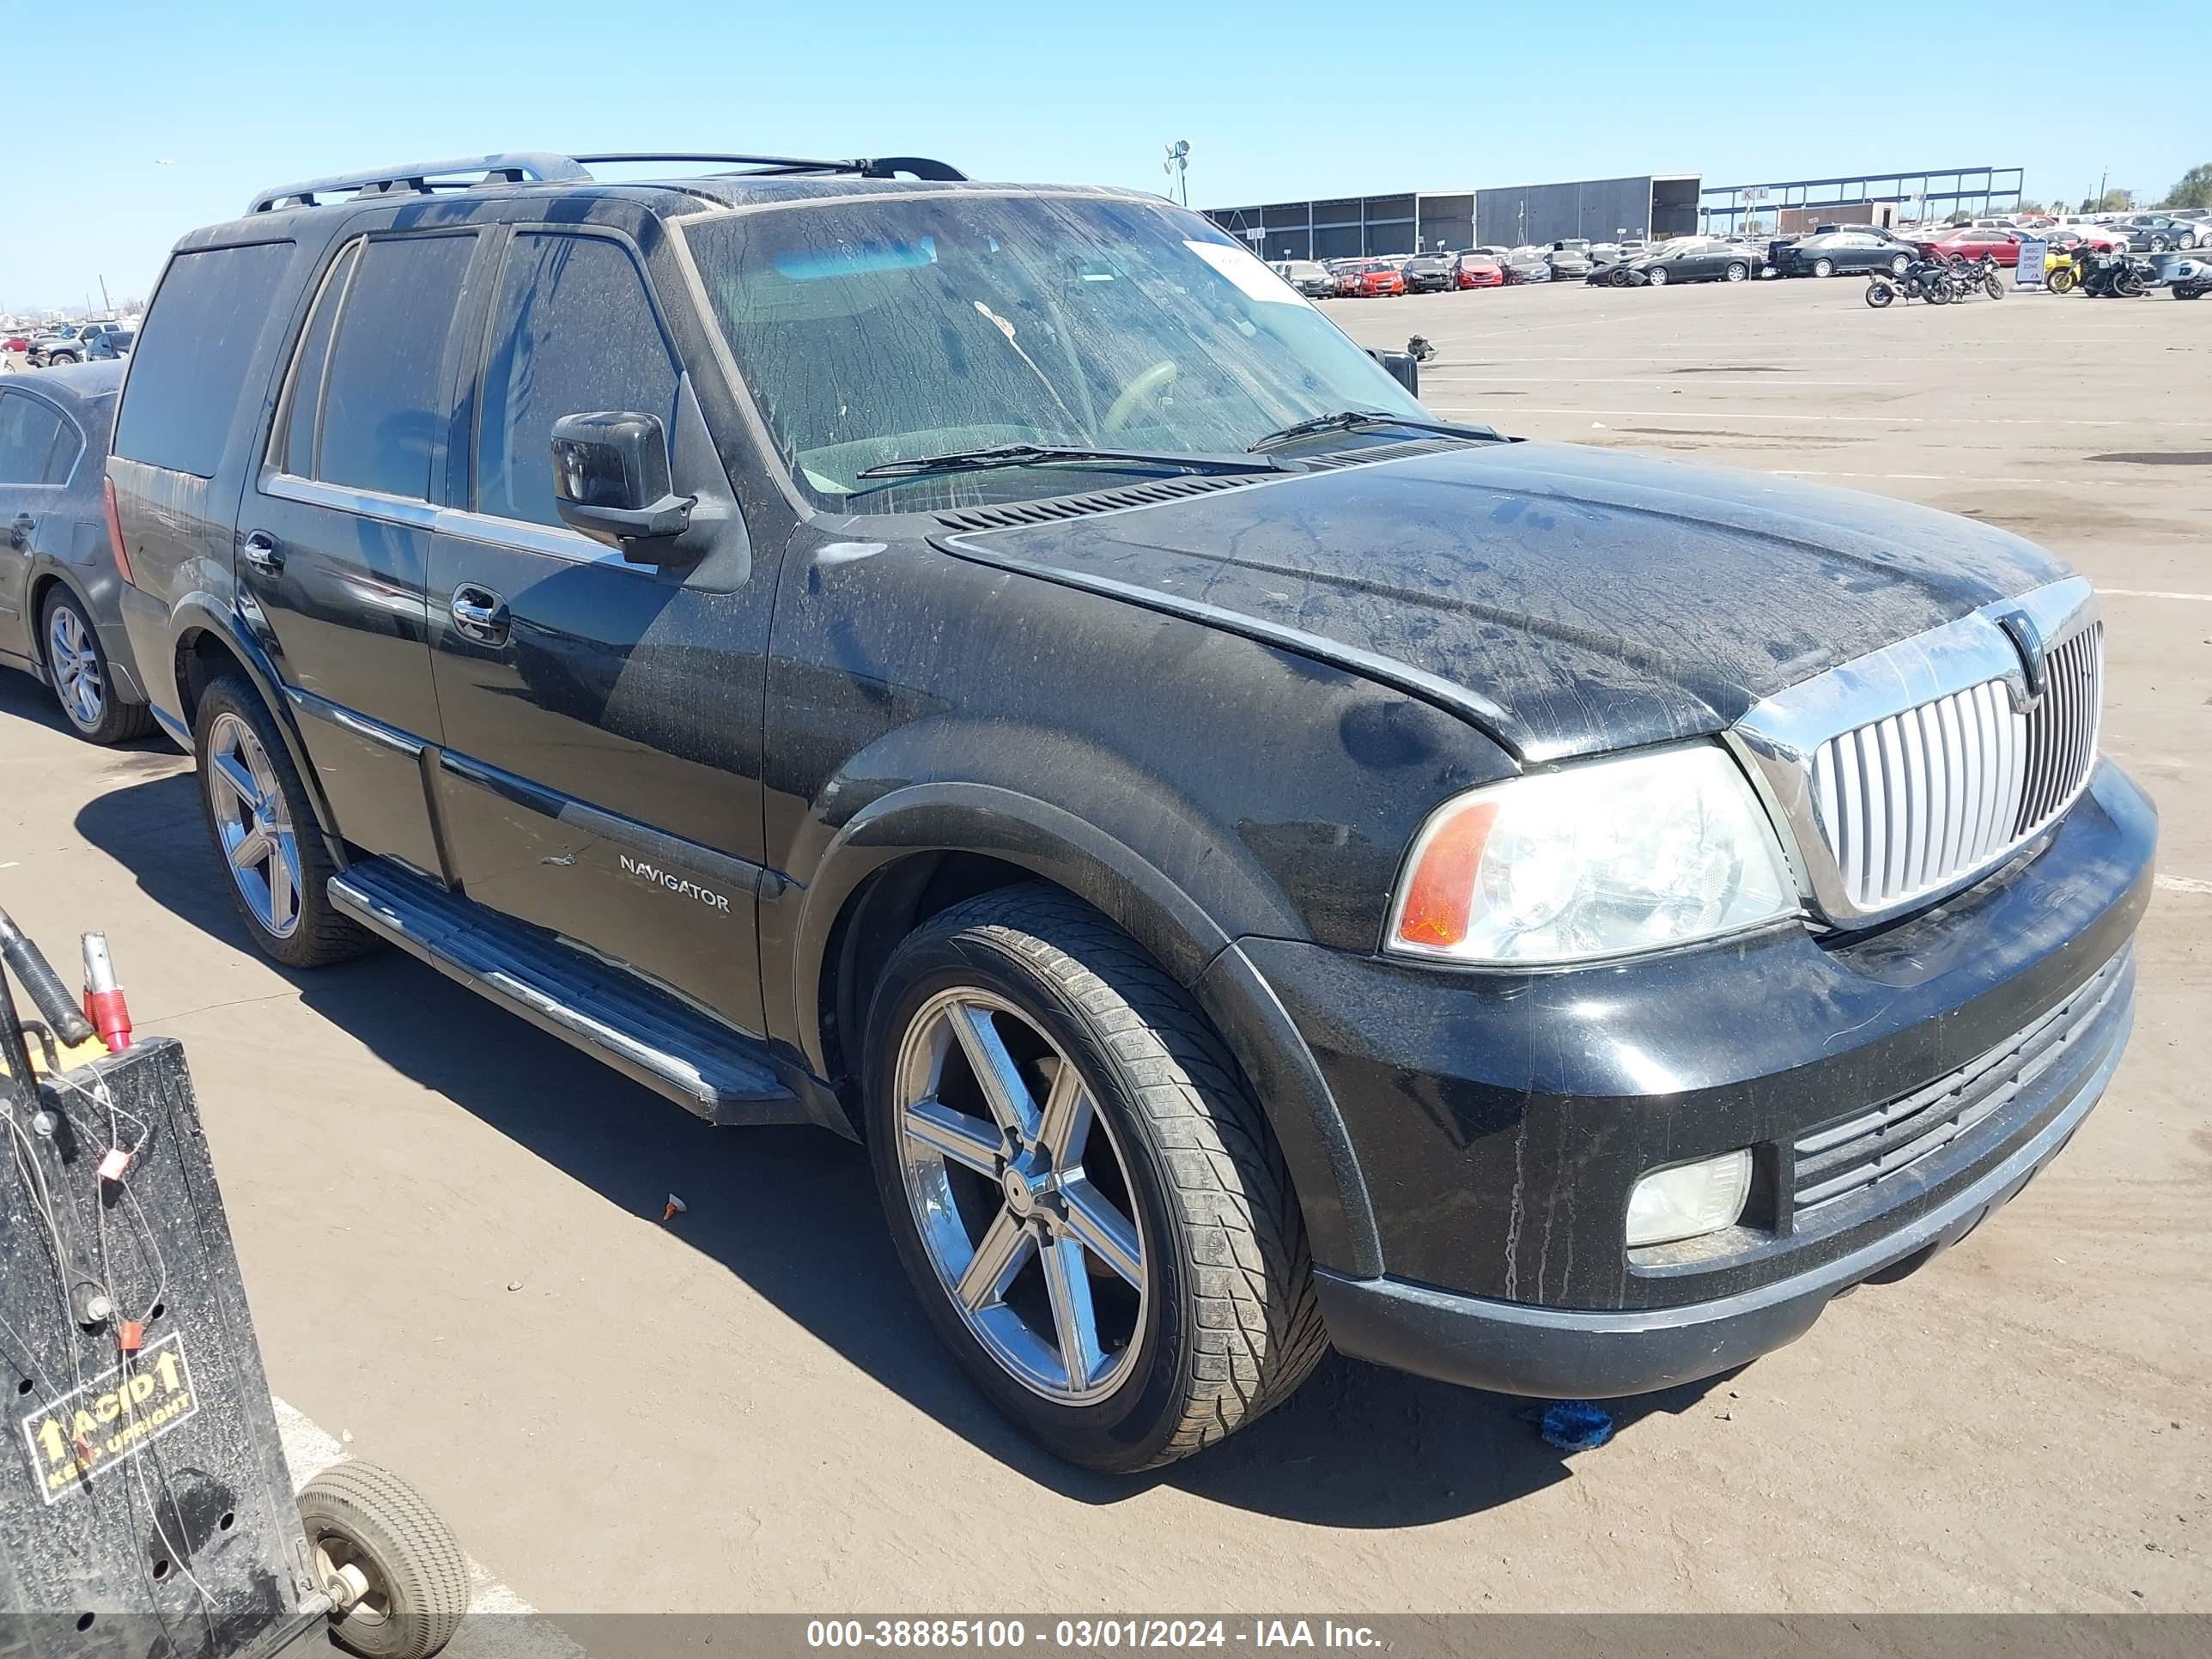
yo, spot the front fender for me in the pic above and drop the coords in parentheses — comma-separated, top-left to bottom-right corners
(778, 780, 1382, 1275)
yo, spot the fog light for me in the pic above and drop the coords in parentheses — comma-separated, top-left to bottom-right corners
(1626, 1150, 1753, 1248)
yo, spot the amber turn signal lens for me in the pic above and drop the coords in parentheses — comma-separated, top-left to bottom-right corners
(1393, 799, 1497, 950)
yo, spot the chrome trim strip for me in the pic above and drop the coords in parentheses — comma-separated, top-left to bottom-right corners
(284, 686, 424, 757)
(1729, 575, 2100, 927)
(258, 469, 441, 531)
(435, 748, 767, 895)
(432, 505, 625, 564)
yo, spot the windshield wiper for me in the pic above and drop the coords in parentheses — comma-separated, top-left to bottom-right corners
(854, 442, 1288, 482)
(1248, 410, 1501, 453)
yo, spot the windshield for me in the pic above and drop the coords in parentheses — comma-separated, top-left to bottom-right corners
(681, 191, 1425, 509)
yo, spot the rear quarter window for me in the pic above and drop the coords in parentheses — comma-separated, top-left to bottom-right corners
(112, 240, 294, 478)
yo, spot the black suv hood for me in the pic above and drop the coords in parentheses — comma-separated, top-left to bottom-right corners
(934, 441, 2070, 762)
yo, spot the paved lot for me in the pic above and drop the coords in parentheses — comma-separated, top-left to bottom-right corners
(1, 275, 2206, 1617)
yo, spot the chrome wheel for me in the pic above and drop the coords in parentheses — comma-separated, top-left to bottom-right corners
(894, 988, 1148, 1404)
(46, 603, 104, 731)
(205, 711, 303, 939)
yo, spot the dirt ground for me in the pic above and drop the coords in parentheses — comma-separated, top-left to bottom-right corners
(0, 275, 2206, 1616)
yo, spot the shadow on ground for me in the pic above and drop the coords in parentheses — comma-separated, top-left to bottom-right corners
(74, 764, 1728, 1527)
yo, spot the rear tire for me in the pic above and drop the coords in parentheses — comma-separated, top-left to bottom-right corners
(40, 587, 155, 744)
(1725, 262, 1747, 283)
(46, 351, 78, 366)
(191, 675, 374, 968)
(1812, 258, 1836, 277)
(1890, 253, 1911, 276)
(865, 884, 1326, 1472)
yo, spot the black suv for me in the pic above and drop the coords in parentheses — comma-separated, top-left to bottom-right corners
(110, 151, 2154, 1473)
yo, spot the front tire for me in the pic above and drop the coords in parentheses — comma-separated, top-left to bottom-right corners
(1865, 281, 1894, 308)
(865, 885, 1326, 1472)
(40, 587, 154, 744)
(46, 351, 79, 366)
(192, 675, 374, 968)
(1645, 265, 1668, 286)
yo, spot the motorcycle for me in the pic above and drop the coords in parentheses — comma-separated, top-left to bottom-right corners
(2078, 248, 2153, 298)
(1930, 252, 2006, 301)
(1865, 254, 1955, 307)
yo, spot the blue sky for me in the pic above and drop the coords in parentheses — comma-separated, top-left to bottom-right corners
(7, 0, 2203, 311)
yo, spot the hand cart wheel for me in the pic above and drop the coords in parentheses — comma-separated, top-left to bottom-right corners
(298, 1462, 472, 1659)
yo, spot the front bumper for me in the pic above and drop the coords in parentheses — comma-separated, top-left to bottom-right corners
(1313, 963, 2129, 1396)
(1239, 759, 2155, 1394)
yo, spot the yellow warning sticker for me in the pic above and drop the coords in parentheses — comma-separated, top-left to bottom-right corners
(18, 1331, 198, 1505)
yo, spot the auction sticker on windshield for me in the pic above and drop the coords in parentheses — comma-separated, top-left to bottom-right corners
(19, 1331, 199, 1504)
(1183, 240, 1310, 305)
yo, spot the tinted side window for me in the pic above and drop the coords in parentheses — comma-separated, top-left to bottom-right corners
(0, 392, 68, 486)
(274, 241, 362, 479)
(476, 234, 679, 529)
(112, 241, 293, 477)
(317, 235, 474, 501)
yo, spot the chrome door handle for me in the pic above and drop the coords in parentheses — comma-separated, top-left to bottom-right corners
(241, 531, 284, 574)
(449, 585, 508, 645)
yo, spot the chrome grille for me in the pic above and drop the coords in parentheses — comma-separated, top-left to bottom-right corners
(1731, 578, 2104, 927)
(1810, 623, 2101, 913)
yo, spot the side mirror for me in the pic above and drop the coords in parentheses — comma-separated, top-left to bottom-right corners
(1366, 347, 1419, 397)
(550, 411, 696, 559)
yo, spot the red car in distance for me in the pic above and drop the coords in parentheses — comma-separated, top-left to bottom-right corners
(1352, 259, 1407, 297)
(1453, 253, 1505, 289)
(1916, 226, 2028, 262)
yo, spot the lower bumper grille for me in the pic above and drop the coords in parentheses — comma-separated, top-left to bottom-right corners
(1792, 949, 2130, 1214)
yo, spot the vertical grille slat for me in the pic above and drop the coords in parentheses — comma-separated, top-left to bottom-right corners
(1799, 622, 2101, 918)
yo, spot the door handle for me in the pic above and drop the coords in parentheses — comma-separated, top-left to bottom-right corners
(9, 514, 32, 553)
(449, 584, 509, 645)
(241, 531, 284, 575)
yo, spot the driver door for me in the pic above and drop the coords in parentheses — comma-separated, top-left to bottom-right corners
(426, 225, 778, 1035)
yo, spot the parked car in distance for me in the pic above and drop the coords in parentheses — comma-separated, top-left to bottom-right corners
(1453, 252, 1505, 289)
(1351, 258, 1407, 297)
(2115, 214, 2199, 251)
(1773, 231, 1916, 278)
(1917, 225, 2029, 264)
(3, 335, 29, 355)
(29, 321, 129, 367)
(1547, 240, 1594, 279)
(1329, 258, 1364, 297)
(1402, 254, 1455, 294)
(1270, 259, 1337, 299)
(110, 148, 2154, 1478)
(1637, 240, 1764, 284)
(0, 361, 158, 743)
(1504, 246, 1553, 283)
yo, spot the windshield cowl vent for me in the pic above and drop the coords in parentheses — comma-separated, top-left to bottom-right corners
(935, 471, 1268, 533)
(1295, 435, 1476, 471)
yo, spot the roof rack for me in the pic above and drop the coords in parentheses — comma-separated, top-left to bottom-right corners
(247, 149, 965, 214)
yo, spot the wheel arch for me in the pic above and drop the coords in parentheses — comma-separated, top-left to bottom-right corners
(791, 783, 1383, 1274)
(167, 599, 345, 858)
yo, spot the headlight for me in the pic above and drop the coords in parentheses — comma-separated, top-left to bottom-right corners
(1386, 745, 1797, 966)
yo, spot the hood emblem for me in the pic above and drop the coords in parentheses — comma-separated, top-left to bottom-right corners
(1995, 609, 2048, 712)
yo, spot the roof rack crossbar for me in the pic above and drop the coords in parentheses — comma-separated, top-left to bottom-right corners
(573, 152, 966, 182)
(247, 151, 593, 214)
